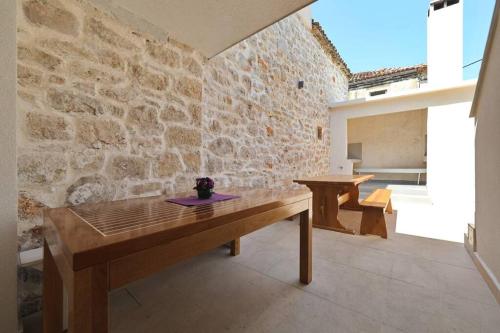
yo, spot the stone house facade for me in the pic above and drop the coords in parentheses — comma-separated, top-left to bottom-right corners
(16, 0, 349, 316)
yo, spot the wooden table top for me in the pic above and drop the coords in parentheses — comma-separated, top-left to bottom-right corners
(44, 187, 311, 270)
(293, 174, 374, 186)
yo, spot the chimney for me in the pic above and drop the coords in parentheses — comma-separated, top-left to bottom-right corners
(427, 0, 464, 85)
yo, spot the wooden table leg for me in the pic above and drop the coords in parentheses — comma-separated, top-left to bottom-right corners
(309, 186, 355, 234)
(300, 202, 312, 284)
(43, 241, 63, 333)
(340, 184, 363, 211)
(68, 263, 109, 333)
(229, 238, 240, 256)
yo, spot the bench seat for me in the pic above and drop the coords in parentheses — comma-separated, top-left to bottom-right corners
(360, 189, 393, 239)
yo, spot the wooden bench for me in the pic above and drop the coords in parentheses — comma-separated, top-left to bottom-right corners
(360, 189, 393, 239)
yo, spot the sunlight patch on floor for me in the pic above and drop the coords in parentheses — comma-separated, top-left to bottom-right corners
(360, 182, 473, 243)
(387, 184, 472, 243)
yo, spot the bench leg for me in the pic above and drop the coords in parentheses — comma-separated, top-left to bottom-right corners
(43, 241, 63, 333)
(229, 238, 240, 256)
(300, 202, 312, 284)
(386, 199, 393, 214)
(360, 207, 388, 239)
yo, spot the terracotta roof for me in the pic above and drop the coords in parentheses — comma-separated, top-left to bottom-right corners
(350, 65, 427, 83)
(311, 20, 351, 77)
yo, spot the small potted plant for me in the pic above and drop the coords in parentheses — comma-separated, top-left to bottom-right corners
(194, 177, 214, 199)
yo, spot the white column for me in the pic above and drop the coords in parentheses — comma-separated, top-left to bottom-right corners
(0, 0, 18, 330)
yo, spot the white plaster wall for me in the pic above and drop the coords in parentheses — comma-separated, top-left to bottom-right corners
(330, 82, 476, 176)
(0, 0, 18, 330)
(426, 0, 475, 229)
(426, 103, 475, 226)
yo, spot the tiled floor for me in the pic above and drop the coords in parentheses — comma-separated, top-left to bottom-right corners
(24, 211, 499, 333)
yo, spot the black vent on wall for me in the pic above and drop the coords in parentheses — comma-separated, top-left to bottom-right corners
(434, 1, 445, 10)
(370, 90, 387, 97)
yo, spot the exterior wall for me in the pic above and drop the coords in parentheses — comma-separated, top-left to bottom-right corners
(16, 0, 348, 315)
(347, 109, 427, 181)
(426, 0, 474, 225)
(349, 77, 421, 100)
(0, 0, 18, 330)
(473, 2, 500, 282)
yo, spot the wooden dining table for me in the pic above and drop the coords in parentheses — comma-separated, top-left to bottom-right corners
(42, 187, 312, 332)
(294, 174, 374, 234)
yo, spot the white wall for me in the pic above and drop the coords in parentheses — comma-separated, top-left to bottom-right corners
(426, 103, 475, 224)
(330, 81, 476, 176)
(0, 0, 18, 330)
(426, 0, 475, 227)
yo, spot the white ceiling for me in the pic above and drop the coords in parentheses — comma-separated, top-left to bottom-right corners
(94, 0, 316, 58)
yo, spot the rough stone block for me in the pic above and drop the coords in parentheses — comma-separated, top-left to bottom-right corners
(165, 126, 202, 147)
(18, 45, 62, 71)
(23, 0, 79, 36)
(17, 64, 42, 88)
(76, 118, 126, 149)
(128, 62, 169, 91)
(153, 152, 183, 178)
(182, 56, 202, 76)
(160, 105, 188, 123)
(66, 175, 116, 205)
(70, 149, 105, 173)
(99, 86, 138, 104)
(127, 105, 164, 136)
(47, 88, 104, 115)
(84, 17, 136, 50)
(176, 77, 202, 101)
(130, 182, 162, 195)
(181, 151, 201, 173)
(208, 137, 235, 157)
(18, 153, 67, 185)
(108, 155, 149, 180)
(68, 61, 123, 84)
(25, 112, 72, 140)
(146, 41, 180, 67)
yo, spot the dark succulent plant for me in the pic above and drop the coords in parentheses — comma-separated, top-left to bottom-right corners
(194, 177, 215, 191)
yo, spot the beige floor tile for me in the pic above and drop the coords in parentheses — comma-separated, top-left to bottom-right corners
(383, 279, 442, 333)
(24, 220, 499, 333)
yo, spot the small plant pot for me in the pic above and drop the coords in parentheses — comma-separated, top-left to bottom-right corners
(197, 189, 213, 199)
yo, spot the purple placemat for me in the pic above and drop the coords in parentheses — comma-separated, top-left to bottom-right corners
(166, 193, 240, 207)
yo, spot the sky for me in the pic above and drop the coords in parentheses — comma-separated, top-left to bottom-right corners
(311, 0, 496, 79)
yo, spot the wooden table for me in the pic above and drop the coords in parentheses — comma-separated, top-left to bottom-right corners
(294, 175, 374, 234)
(43, 188, 312, 333)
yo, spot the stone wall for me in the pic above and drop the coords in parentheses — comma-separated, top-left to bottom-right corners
(16, 0, 348, 315)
